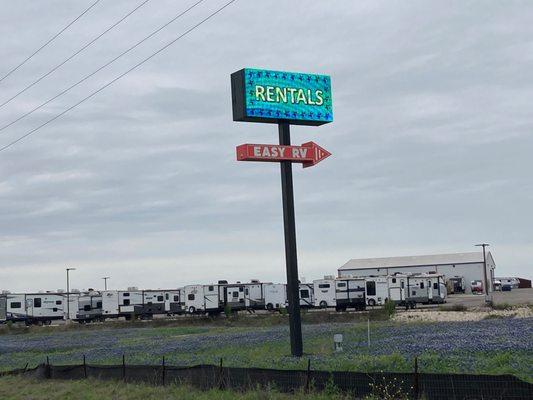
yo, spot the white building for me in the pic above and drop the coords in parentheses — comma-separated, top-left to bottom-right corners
(338, 252, 495, 294)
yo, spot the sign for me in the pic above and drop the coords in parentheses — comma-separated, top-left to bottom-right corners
(236, 142, 331, 168)
(231, 68, 333, 126)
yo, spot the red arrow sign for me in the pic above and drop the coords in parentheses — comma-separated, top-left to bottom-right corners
(236, 142, 331, 168)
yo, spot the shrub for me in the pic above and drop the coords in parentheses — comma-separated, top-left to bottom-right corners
(491, 303, 513, 311)
(383, 299, 396, 318)
(224, 304, 232, 318)
(438, 304, 467, 312)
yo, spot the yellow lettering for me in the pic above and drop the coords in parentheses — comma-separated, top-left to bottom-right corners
(296, 89, 307, 104)
(266, 86, 275, 102)
(275, 87, 287, 103)
(315, 90, 324, 106)
(255, 86, 266, 101)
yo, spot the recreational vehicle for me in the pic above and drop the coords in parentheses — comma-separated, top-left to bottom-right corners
(67, 291, 102, 322)
(264, 283, 287, 311)
(313, 278, 336, 308)
(184, 284, 221, 314)
(364, 277, 388, 306)
(244, 281, 266, 310)
(299, 283, 314, 308)
(0, 295, 6, 323)
(5, 293, 64, 325)
(335, 278, 365, 311)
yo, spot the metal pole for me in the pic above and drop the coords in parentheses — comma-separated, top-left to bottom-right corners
(66, 269, 70, 321)
(278, 122, 303, 357)
(367, 313, 370, 347)
(103, 277, 109, 291)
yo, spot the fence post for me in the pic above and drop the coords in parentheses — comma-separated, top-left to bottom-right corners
(122, 354, 126, 381)
(83, 355, 87, 379)
(162, 356, 166, 386)
(414, 357, 420, 400)
(218, 358, 224, 390)
(305, 358, 311, 392)
(46, 356, 51, 379)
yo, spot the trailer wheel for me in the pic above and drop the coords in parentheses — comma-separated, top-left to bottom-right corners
(319, 301, 328, 309)
(368, 299, 376, 307)
(188, 306, 196, 314)
(266, 303, 274, 311)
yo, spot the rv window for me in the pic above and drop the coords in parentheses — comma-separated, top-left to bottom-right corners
(401, 281, 405, 289)
(10, 302, 21, 309)
(124, 299, 131, 306)
(165, 294, 169, 300)
(232, 292, 239, 298)
(420, 282, 425, 289)
(433, 282, 438, 290)
(208, 286, 214, 291)
(392, 278, 396, 283)
(56, 300, 62, 305)
(318, 284, 330, 289)
(300, 289, 309, 298)
(173, 295, 179, 302)
(412, 291, 416, 296)
(96, 301, 102, 308)
(53, 308, 58, 312)
(123, 293, 130, 297)
(337, 282, 346, 288)
(239, 287, 244, 292)
(366, 281, 376, 296)
(157, 296, 164, 302)
(245, 289, 249, 295)
(34, 298, 42, 308)
(188, 294, 195, 301)
(84, 305, 91, 311)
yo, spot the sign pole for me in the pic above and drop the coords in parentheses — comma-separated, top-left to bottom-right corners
(278, 122, 303, 357)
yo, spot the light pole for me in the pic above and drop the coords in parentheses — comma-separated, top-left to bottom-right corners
(66, 268, 76, 321)
(102, 276, 110, 291)
(475, 243, 491, 304)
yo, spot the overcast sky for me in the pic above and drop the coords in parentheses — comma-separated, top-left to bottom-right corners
(0, 0, 531, 292)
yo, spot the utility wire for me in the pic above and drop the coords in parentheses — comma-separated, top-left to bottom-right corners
(0, 0, 206, 134)
(0, 0, 238, 153)
(0, 0, 101, 83)
(0, 0, 152, 109)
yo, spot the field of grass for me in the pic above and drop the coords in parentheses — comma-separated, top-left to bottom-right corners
(0, 377, 355, 400)
(0, 315, 531, 382)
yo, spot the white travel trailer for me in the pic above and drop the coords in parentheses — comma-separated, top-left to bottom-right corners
(184, 284, 221, 314)
(102, 290, 143, 320)
(335, 278, 366, 311)
(364, 277, 388, 306)
(264, 283, 287, 311)
(244, 281, 266, 310)
(313, 278, 336, 308)
(67, 291, 102, 322)
(5, 293, 64, 325)
(0, 295, 6, 323)
(299, 283, 314, 308)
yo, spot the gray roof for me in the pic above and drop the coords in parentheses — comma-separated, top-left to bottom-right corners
(339, 252, 489, 271)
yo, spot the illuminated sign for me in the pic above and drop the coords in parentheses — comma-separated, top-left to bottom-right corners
(231, 68, 332, 126)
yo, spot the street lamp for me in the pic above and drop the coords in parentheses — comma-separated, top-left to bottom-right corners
(475, 243, 491, 304)
(102, 276, 110, 291)
(66, 268, 76, 321)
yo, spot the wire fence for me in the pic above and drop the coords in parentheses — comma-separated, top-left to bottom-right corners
(1, 357, 532, 400)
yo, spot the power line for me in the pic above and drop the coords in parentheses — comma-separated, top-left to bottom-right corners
(0, 0, 102, 83)
(0, 0, 238, 153)
(0, 0, 152, 109)
(0, 0, 206, 134)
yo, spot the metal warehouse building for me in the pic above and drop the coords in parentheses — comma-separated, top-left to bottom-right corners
(338, 252, 495, 294)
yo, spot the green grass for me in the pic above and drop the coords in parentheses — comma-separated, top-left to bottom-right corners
(0, 376, 354, 400)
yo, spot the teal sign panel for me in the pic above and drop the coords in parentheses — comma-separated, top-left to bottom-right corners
(231, 68, 332, 126)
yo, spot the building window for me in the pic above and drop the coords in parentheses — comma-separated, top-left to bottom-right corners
(34, 298, 42, 308)
(366, 281, 376, 296)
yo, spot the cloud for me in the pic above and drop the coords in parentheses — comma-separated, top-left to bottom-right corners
(0, 0, 531, 292)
